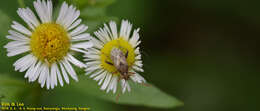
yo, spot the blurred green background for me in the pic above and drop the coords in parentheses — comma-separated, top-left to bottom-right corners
(109, 0, 260, 110)
(0, 0, 260, 111)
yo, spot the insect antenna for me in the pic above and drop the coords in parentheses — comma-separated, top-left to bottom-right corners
(125, 50, 129, 58)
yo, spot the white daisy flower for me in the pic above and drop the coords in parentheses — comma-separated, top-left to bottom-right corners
(4, 0, 92, 89)
(84, 20, 146, 94)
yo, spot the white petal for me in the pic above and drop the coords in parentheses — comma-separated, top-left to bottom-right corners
(121, 79, 127, 93)
(11, 21, 32, 36)
(121, 80, 130, 93)
(62, 59, 78, 81)
(17, 8, 35, 30)
(112, 76, 118, 93)
(86, 61, 101, 66)
(109, 21, 118, 39)
(25, 8, 40, 27)
(4, 41, 28, 49)
(89, 69, 104, 78)
(7, 46, 30, 57)
(59, 62, 70, 84)
(94, 71, 106, 81)
(71, 42, 93, 49)
(135, 73, 146, 83)
(55, 64, 64, 87)
(13, 54, 32, 70)
(90, 37, 103, 49)
(134, 60, 143, 68)
(24, 60, 37, 79)
(100, 24, 112, 42)
(46, 70, 50, 89)
(88, 48, 101, 54)
(125, 23, 132, 40)
(135, 54, 141, 60)
(67, 54, 86, 68)
(39, 64, 48, 88)
(17, 8, 40, 29)
(42, 0, 49, 21)
(120, 20, 132, 40)
(129, 28, 140, 47)
(6, 35, 29, 41)
(8, 30, 29, 40)
(133, 66, 144, 72)
(40, 72, 46, 88)
(64, 9, 80, 29)
(33, 0, 51, 23)
(106, 76, 117, 93)
(38, 63, 47, 84)
(46, 0, 53, 22)
(68, 19, 81, 31)
(70, 47, 88, 54)
(50, 63, 58, 89)
(84, 54, 100, 60)
(56, 2, 68, 24)
(94, 29, 108, 44)
(30, 61, 43, 82)
(71, 33, 91, 41)
(85, 65, 101, 75)
(97, 72, 107, 85)
(134, 47, 140, 55)
(119, 20, 126, 38)
(126, 81, 131, 92)
(33, 0, 45, 23)
(69, 24, 88, 37)
(61, 5, 74, 28)
(19, 55, 37, 72)
(101, 73, 112, 90)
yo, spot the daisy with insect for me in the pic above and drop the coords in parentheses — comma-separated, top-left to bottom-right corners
(4, 0, 92, 89)
(84, 20, 146, 94)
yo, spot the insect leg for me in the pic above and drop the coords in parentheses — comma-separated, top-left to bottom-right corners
(141, 82, 151, 87)
(102, 52, 113, 65)
(116, 78, 124, 102)
(116, 88, 121, 102)
(128, 72, 135, 76)
(106, 61, 113, 65)
(117, 74, 124, 82)
(125, 50, 129, 58)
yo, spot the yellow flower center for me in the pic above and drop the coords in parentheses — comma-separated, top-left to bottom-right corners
(100, 37, 135, 75)
(30, 23, 70, 65)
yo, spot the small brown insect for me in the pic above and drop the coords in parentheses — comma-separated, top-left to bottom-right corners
(105, 47, 149, 101)
(106, 47, 134, 80)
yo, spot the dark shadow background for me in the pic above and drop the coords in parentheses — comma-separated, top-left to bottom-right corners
(108, 0, 260, 110)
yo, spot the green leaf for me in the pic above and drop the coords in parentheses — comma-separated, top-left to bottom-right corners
(0, 10, 28, 103)
(81, 6, 106, 18)
(75, 0, 116, 8)
(0, 75, 27, 102)
(0, 10, 20, 75)
(62, 75, 183, 108)
(78, 0, 118, 32)
(83, 16, 118, 33)
(0, 0, 19, 19)
(40, 87, 122, 111)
